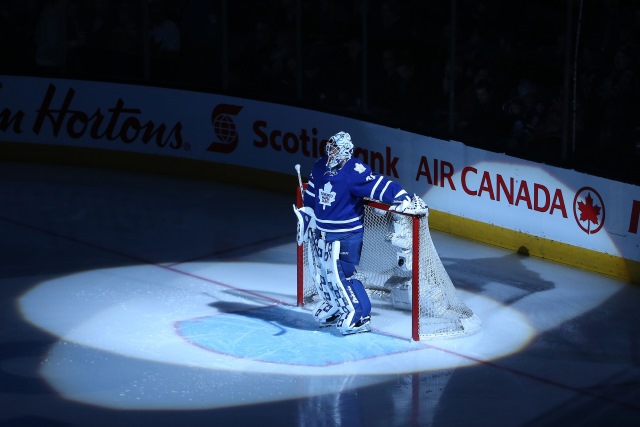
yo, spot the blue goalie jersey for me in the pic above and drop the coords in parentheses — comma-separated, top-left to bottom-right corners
(303, 156, 409, 235)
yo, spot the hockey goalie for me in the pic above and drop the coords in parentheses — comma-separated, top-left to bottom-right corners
(293, 130, 428, 335)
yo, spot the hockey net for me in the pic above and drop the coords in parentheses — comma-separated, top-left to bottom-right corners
(296, 188, 481, 341)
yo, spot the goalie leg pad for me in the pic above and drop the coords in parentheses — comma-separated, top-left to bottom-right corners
(307, 231, 342, 327)
(334, 272, 371, 331)
(312, 300, 340, 327)
(321, 240, 355, 322)
(306, 228, 324, 297)
(323, 236, 372, 333)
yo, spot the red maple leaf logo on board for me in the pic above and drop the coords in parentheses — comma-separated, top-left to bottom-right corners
(573, 187, 605, 234)
(577, 193, 601, 226)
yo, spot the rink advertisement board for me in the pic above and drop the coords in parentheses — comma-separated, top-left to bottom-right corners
(1, 76, 638, 280)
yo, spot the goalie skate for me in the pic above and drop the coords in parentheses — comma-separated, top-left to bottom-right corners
(318, 312, 341, 328)
(340, 316, 371, 335)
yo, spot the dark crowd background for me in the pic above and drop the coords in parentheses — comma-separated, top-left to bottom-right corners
(1, 0, 638, 185)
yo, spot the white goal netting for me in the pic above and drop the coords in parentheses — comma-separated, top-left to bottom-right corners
(298, 200, 481, 340)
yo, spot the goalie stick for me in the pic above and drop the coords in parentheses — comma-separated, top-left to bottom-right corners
(294, 164, 318, 306)
(294, 164, 304, 205)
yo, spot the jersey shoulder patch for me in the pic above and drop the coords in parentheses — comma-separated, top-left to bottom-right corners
(353, 162, 367, 174)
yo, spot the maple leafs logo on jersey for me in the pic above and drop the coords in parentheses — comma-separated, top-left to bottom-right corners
(319, 182, 336, 210)
(354, 163, 366, 174)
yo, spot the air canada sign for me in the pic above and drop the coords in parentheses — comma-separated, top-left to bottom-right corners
(416, 156, 607, 235)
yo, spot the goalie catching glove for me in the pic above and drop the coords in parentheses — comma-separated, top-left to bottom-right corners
(293, 205, 316, 246)
(389, 194, 429, 215)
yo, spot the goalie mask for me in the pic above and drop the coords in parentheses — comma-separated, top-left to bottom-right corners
(326, 131, 353, 168)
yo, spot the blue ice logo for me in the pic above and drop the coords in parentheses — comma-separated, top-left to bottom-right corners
(176, 305, 418, 366)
